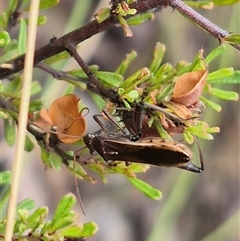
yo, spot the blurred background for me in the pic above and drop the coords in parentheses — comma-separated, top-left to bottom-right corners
(1, 1, 239, 241)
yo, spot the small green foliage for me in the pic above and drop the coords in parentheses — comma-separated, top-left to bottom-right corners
(205, 44, 226, 64)
(200, 96, 222, 112)
(96, 71, 123, 88)
(127, 12, 154, 25)
(127, 177, 162, 200)
(212, 0, 240, 6)
(223, 34, 240, 45)
(206, 86, 239, 101)
(0, 31, 11, 47)
(208, 70, 240, 84)
(0, 171, 12, 184)
(115, 50, 137, 75)
(38, 0, 60, 10)
(94, 7, 111, 23)
(18, 18, 27, 55)
(4, 116, 16, 146)
(185, 1, 214, 9)
(0, 190, 97, 240)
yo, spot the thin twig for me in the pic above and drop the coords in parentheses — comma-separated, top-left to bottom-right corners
(66, 44, 121, 104)
(174, 0, 228, 40)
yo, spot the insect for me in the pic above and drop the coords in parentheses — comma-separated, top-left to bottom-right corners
(83, 108, 204, 173)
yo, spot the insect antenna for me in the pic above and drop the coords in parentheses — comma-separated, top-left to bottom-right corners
(194, 136, 205, 171)
(73, 152, 86, 215)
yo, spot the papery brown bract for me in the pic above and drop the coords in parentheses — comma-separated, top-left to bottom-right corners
(172, 70, 208, 106)
(33, 94, 86, 143)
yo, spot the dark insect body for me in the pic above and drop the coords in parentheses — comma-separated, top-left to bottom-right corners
(83, 129, 203, 173)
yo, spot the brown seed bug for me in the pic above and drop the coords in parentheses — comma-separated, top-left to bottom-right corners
(83, 102, 204, 173)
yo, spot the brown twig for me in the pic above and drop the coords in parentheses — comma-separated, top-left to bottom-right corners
(1, 0, 238, 79)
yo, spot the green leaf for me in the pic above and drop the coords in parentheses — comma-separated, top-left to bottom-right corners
(40, 145, 52, 168)
(0, 39, 18, 63)
(118, 15, 133, 37)
(67, 161, 96, 183)
(17, 198, 35, 211)
(37, 15, 47, 25)
(51, 193, 76, 226)
(26, 206, 48, 229)
(223, 34, 240, 45)
(90, 92, 106, 111)
(127, 177, 162, 200)
(24, 135, 35, 152)
(96, 71, 123, 88)
(207, 68, 233, 81)
(207, 70, 240, 84)
(206, 87, 239, 101)
(154, 63, 173, 83)
(79, 222, 98, 237)
(184, 1, 214, 9)
(123, 90, 139, 102)
(52, 214, 75, 231)
(39, 0, 60, 10)
(4, 117, 16, 146)
(0, 31, 11, 47)
(18, 18, 27, 55)
(43, 51, 72, 64)
(0, 171, 11, 184)
(149, 43, 166, 74)
(0, 187, 10, 220)
(60, 226, 83, 237)
(115, 50, 137, 75)
(205, 45, 226, 64)
(183, 130, 194, 144)
(120, 68, 151, 90)
(200, 96, 221, 112)
(94, 8, 110, 23)
(1, 74, 22, 95)
(187, 123, 215, 140)
(31, 81, 42, 95)
(127, 12, 154, 25)
(50, 153, 63, 171)
(29, 99, 43, 112)
(154, 120, 172, 140)
(67, 65, 99, 78)
(212, 0, 240, 6)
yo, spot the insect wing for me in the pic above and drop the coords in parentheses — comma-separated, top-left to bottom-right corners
(103, 138, 192, 166)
